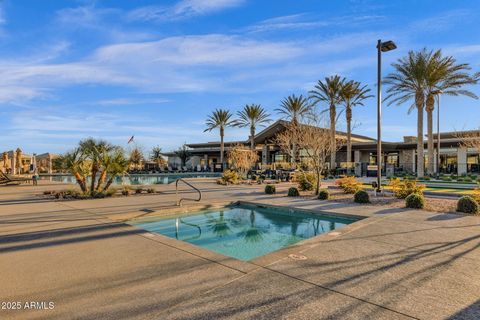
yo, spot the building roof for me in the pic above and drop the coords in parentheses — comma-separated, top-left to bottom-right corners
(184, 119, 376, 150)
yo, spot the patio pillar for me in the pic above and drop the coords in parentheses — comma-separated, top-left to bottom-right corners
(354, 150, 361, 176)
(262, 145, 269, 165)
(458, 147, 467, 175)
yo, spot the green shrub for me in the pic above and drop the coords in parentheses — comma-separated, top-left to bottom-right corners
(317, 189, 329, 200)
(457, 196, 479, 214)
(457, 177, 465, 182)
(442, 176, 452, 181)
(105, 188, 117, 197)
(335, 176, 362, 194)
(405, 193, 425, 209)
(218, 170, 241, 185)
(265, 184, 276, 194)
(287, 187, 300, 197)
(389, 178, 425, 199)
(146, 188, 155, 194)
(135, 187, 143, 194)
(91, 191, 106, 199)
(354, 190, 370, 203)
(296, 172, 317, 191)
(420, 176, 430, 181)
(121, 187, 130, 196)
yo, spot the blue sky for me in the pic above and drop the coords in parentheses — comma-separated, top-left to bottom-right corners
(0, 0, 479, 154)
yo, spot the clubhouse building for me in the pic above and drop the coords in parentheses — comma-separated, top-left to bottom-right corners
(166, 120, 480, 176)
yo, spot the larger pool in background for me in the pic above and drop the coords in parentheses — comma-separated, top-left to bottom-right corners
(39, 173, 221, 185)
(129, 204, 358, 261)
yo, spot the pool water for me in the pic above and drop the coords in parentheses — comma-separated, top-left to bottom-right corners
(39, 173, 221, 185)
(129, 204, 357, 261)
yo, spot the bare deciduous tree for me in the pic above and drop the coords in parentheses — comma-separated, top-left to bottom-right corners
(276, 117, 344, 194)
(227, 144, 259, 178)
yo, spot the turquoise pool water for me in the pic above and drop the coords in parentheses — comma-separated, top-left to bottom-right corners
(39, 173, 221, 185)
(129, 204, 357, 261)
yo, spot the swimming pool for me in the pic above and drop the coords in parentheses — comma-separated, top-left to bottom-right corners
(39, 173, 221, 185)
(129, 204, 358, 261)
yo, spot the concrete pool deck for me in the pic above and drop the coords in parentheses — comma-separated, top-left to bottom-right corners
(0, 180, 479, 319)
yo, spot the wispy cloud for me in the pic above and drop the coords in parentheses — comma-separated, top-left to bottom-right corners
(409, 9, 472, 32)
(128, 0, 245, 22)
(96, 98, 171, 106)
(245, 13, 385, 33)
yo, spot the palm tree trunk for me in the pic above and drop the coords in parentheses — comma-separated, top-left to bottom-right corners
(346, 105, 352, 175)
(74, 172, 87, 193)
(96, 170, 107, 191)
(250, 126, 255, 150)
(102, 176, 115, 192)
(426, 94, 435, 175)
(220, 127, 225, 171)
(416, 93, 425, 177)
(330, 104, 336, 171)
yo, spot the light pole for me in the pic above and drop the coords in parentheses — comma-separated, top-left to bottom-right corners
(435, 90, 443, 177)
(376, 39, 397, 192)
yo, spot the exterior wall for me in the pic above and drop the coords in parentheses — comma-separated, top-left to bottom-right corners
(458, 147, 467, 175)
(400, 149, 415, 173)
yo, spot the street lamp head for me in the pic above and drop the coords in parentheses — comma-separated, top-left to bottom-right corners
(380, 40, 397, 52)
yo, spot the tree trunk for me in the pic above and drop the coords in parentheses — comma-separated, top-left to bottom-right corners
(74, 172, 87, 193)
(416, 92, 425, 177)
(96, 170, 107, 191)
(90, 164, 97, 194)
(315, 168, 321, 195)
(102, 176, 115, 192)
(220, 127, 225, 171)
(330, 104, 336, 171)
(250, 126, 255, 150)
(346, 104, 352, 175)
(426, 94, 435, 175)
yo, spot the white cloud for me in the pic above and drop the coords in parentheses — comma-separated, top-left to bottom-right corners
(246, 13, 385, 33)
(128, 0, 245, 22)
(96, 98, 171, 106)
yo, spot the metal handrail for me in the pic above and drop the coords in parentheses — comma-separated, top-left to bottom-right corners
(175, 178, 202, 206)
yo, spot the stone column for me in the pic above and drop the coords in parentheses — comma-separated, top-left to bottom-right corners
(458, 147, 467, 175)
(49, 157, 52, 174)
(262, 145, 269, 165)
(354, 150, 361, 176)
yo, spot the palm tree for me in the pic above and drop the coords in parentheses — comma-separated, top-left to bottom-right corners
(101, 149, 130, 191)
(309, 75, 346, 170)
(424, 50, 478, 174)
(79, 138, 114, 193)
(204, 109, 234, 170)
(384, 50, 430, 177)
(275, 94, 310, 124)
(175, 144, 191, 167)
(150, 146, 165, 169)
(340, 80, 373, 174)
(234, 104, 271, 150)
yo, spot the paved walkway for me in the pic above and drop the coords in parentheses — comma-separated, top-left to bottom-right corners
(0, 180, 479, 319)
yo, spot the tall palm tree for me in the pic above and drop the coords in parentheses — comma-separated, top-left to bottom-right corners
(275, 94, 310, 124)
(309, 75, 346, 170)
(340, 80, 373, 173)
(424, 50, 478, 174)
(234, 104, 271, 150)
(384, 50, 430, 177)
(204, 109, 234, 170)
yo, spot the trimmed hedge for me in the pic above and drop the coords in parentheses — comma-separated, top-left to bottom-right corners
(317, 189, 329, 200)
(354, 190, 370, 203)
(457, 196, 479, 215)
(405, 193, 424, 209)
(287, 187, 300, 197)
(265, 184, 276, 194)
